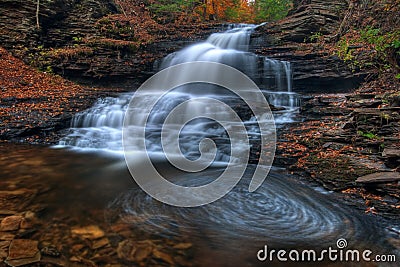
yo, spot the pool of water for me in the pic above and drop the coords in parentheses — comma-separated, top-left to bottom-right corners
(0, 143, 398, 266)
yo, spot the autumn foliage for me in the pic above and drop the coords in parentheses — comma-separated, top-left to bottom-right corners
(0, 47, 114, 143)
(117, 0, 292, 24)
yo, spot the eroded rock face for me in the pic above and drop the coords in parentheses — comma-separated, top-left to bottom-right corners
(275, 0, 348, 42)
(0, 0, 219, 88)
(250, 0, 369, 93)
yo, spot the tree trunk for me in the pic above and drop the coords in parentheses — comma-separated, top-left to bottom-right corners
(36, 0, 40, 29)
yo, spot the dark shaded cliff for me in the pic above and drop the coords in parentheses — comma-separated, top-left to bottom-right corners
(0, 0, 219, 88)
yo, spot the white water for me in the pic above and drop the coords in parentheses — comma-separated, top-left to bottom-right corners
(58, 24, 301, 156)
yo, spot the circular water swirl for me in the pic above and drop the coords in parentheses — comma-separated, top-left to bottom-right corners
(106, 170, 382, 249)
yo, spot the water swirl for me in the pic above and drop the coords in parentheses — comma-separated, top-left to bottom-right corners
(106, 169, 383, 250)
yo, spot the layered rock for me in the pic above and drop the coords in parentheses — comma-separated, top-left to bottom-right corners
(0, 0, 219, 88)
(250, 0, 369, 92)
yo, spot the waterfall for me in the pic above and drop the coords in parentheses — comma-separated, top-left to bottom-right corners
(58, 24, 300, 155)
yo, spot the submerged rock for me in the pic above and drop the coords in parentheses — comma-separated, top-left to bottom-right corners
(117, 240, 154, 262)
(0, 216, 23, 232)
(71, 225, 105, 240)
(5, 239, 40, 267)
(0, 241, 10, 262)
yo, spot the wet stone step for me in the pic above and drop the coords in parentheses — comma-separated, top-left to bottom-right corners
(356, 172, 400, 184)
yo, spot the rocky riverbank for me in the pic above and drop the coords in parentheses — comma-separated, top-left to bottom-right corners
(0, 145, 197, 267)
(0, 47, 126, 144)
(276, 78, 400, 220)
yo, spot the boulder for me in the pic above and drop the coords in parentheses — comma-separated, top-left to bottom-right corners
(5, 239, 40, 267)
(0, 216, 23, 232)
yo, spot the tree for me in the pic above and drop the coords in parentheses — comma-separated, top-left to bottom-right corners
(251, 0, 292, 22)
(148, 0, 293, 23)
(36, 0, 40, 29)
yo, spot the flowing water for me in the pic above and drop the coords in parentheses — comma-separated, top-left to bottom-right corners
(58, 24, 299, 155)
(44, 24, 400, 265)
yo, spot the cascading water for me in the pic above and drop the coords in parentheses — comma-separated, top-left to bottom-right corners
(55, 25, 397, 262)
(58, 24, 300, 155)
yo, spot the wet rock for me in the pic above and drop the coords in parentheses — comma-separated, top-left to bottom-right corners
(174, 255, 193, 267)
(0, 233, 15, 241)
(382, 149, 400, 158)
(69, 256, 81, 262)
(382, 148, 400, 168)
(40, 245, 61, 257)
(251, 1, 368, 93)
(71, 225, 105, 240)
(23, 211, 36, 221)
(15, 228, 37, 239)
(117, 240, 154, 262)
(91, 237, 110, 250)
(356, 172, 400, 184)
(172, 243, 193, 250)
(0, 211, 16, 216)
(0, 189, 36, 211)
(5, 239, 40, 267)
(0, 216, 23, 231)
(153, 249, 174, 265)
(110, 223, 134, 238)
(0, 241, 10, 261)
(19, 219, 33, 230)
(390, 95, 400, 107)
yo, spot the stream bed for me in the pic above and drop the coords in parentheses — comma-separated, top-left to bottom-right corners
(0, 143, 398, 266)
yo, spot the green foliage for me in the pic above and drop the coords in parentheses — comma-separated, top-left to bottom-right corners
(395, 73, 400, 79)
(149, 0, 202, 23)
(72, 36, 83, 43)
(336, 26, 400, 73)
(390, 39, 400, 49)
(360, 27, 386, 52)
(357, 130, 379, 140)
(336, 38, 360, 71)
(309, 32, 323, 42)
(44, 65, 53, 73)
(359, 27, 400, 53)
(224, 7, 240, 21)
(251, 0, 292, 22)
(358, 27, 400, 67)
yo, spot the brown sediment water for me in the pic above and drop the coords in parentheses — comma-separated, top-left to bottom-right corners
(0, 143, 398, 266)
